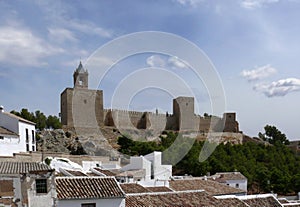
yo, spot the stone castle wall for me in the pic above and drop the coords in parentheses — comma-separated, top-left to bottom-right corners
(101, 109, 238, 133)
(61, 63, 239, 133)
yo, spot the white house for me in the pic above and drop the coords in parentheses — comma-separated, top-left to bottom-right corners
(55, 177, 126, 207)
(120, 151, 172, 185)
(144, 151, 172, 180)
(211, 172, 248, 192)
(0, 162, 56, 207)
(121, 156, 151, 182)
(0, 107, 36, 156)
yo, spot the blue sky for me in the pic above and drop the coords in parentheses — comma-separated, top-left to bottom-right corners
(1, 0, 300, 140)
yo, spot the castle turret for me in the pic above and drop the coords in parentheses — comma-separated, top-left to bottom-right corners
(73, 61, 88, 89)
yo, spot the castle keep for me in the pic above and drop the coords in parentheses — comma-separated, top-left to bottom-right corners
(61, 62, 239, 133)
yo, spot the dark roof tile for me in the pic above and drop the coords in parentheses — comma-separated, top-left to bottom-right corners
(169, 178, 245, 195)
(120, 183, 150, 194)
(0, 162, 53, 174)
(126, 191, 221, 207)
(56, 177, 125, 199)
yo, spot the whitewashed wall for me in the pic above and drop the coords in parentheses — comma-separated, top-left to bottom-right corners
(57, 198, 125, 207)
(0, 112, 36, 156)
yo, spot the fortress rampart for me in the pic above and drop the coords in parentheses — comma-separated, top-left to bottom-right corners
(61, 63, 240, 133)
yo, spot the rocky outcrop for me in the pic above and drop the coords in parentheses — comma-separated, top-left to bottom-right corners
(36, 128, 120, 157)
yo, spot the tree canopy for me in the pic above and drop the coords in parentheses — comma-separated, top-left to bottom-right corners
(258, 125, 290, 145)
(118, 131, 299, 195)
(10, 108, 62, 130)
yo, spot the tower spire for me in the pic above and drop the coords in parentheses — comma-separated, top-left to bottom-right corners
(73, 61, 88, 88)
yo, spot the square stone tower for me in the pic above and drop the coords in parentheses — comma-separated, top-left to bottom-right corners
(173, 97, 198, 131)
(60, 62, 104, 128)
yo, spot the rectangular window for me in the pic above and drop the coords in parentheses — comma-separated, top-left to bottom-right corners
(36, 179, 47, 194)
(32, 146, 35, 151)
(0, 136, 4, 140)
(235, 183, 239, 188)
(26, 144, 29, 152)
(81, 204, 96, 207)
(26, 128, 29, 143)
(32, 130, 35, 143)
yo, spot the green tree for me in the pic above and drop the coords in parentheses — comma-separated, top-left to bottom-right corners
(259, 125, 290, 145)
(46, 115, 62, 129)
(35, 110, 47, 130)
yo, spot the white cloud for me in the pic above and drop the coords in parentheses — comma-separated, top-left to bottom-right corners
(0, 26, 64, 67)
(174, 0, 205, 7)
(146, 55, 190, 70)
(254, 78, 300, 97)
(67, 19, 113, 38)
(241, 64, 277, 81)
(168, 56, 190, 69)
(35, 1, 114, 39)
(146, 55, 166, 67)
(240, 0, 280, 9)
(48, 27, 77, 43)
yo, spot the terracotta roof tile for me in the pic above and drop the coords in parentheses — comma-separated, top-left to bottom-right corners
(0, 162, 53, 174)
(241, 194, 282, 207)
(145, 186, 173, 192)
(0, 126, 18, 137)
(216, 197, 250, 207)
(56, 177, 125, 199)
(120, 183, 150, 194)
(214, 172, 247, 180)
(126, 190, 221, 207)
(92, 167, 118, 176)
(117, 169, 145, 177)
(64, 169, 87, 176)
(169, 178, 246, 195)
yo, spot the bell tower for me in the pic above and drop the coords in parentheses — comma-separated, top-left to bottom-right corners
(73, 61, 88, 89)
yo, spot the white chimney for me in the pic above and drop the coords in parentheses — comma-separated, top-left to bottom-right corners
(0, 105, 3, 112)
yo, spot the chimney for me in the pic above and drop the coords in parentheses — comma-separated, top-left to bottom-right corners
(0, 105, 4, 112)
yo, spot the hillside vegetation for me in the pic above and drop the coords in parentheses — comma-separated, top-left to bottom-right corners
(118, 130, 300, 195)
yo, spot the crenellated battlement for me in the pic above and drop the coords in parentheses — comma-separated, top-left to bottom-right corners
(61, 63, 240, 133)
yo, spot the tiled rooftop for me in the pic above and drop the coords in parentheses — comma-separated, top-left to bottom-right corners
(63, 169, 87, 176)
(241, 195, 282, 207)
(117, 169, 145, 178)
(214, 172, 247, 180)
(0, 126, 18, 137)
(120, 183, 150, 194)
(145, 186, 173, 192)
(169, 178, 246, 195)
(56, 177, 125, 199)
(282, 204, 300, 207)
(126, 190, 221, 207)
(0, 162, 53, 174)
(216, 197, 250, 207)
(92, 167, 118, 176)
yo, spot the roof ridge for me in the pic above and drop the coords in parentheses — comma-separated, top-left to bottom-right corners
(126, 189, 205, 196)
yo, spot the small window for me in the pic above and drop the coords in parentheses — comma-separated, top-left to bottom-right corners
(32, 146, 35, 151)
(26, 144, 29, 152)
(32, 130, 35, 143)
(81, 203, 96, 207)
(26, 128, 29, 142)
(36, 179, 47, 194)
(0, 136, 4, 140)
(235, 183, 239, 188)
